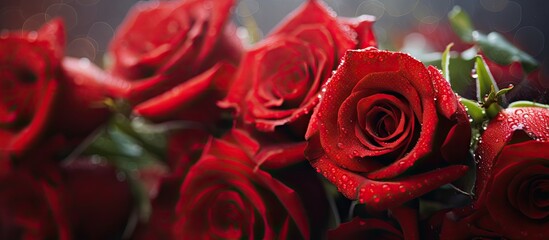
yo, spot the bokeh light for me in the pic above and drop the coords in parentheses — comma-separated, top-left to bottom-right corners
(1, 0, 547, 67)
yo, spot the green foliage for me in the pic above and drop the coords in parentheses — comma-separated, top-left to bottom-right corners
(441, 43, 453, 82)
(448, 6, 474, 43)
(448, 6, 539, 73)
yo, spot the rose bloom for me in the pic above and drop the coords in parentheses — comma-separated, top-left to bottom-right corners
(174, 129, 310, 239)
(0, 19, 124, 163)
(456, 107, 548, 240)
(305, 48, 471, 210)
(220, 0, 376, 135)
(328, 207, 419, 240)
(0, 20, 63, 157)
(108, 0, 242, 104)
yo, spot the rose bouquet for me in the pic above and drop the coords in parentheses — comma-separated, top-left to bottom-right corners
(0, 0, 548, 239)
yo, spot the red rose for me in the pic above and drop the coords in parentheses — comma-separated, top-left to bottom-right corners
(174, 129, 309, 239)
(0, 19, 63, 157)
(467, 107, 549, 239)
(305, 48, 471, 210)
(0, 19, 127, 162)
(108, 0, 242, 104)
(328, 207, 419, 240)
(220, 0, 376, 134)
(0, 171, 70, 240)
(133, 62, 237, 126)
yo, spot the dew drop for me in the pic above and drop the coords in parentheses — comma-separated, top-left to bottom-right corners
(399, 185, 406, 192)
(515, 109, 524, 114)
(337, 142, 344, 148)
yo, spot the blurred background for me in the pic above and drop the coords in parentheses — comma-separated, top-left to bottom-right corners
(1, 0, 548, 75)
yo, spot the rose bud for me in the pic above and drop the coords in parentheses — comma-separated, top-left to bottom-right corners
(305, 48, 471, 210)
(220, 0, 377, 136)
(174, 129, 310, 239)
(108, 0, 242, 104)
(468, 107, 549, 239)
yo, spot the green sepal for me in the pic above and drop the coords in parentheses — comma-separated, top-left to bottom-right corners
(460, 98, 485, 127)
(474, 56, 501, 104)
(442, 43, 453, 82)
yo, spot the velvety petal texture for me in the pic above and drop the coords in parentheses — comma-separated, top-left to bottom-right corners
(174, 129, 310, 239)
(305, 48, 471, 210)
(109, 0, 242, 104)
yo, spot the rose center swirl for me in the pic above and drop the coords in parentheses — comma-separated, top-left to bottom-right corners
(207, 190, 248, 239)
(355, 93, 415, 153)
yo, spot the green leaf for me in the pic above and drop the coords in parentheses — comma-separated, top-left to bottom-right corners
(442, 43, 453, 82)
(508, 101, 549, 108)
(474, 56, 499, 103)
(495, 84, 514, 98)
(474, 32, 539, 73)
(448, 6, 474, 43)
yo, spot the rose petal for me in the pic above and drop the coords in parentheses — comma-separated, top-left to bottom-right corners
(134, 62, 236, 121)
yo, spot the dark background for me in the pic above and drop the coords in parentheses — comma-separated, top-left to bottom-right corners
(1, 0, 548, 75)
